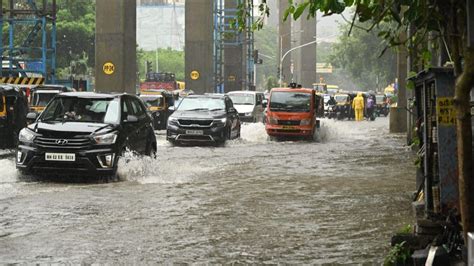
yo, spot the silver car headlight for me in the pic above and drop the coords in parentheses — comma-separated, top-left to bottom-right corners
(93, 132, 117, 145)
(19, 128, 35, 142)
(168, 116, 178, 125)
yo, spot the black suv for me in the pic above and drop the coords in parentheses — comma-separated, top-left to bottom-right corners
(16, 92, 157, 177)
(166, 94, 241, 145)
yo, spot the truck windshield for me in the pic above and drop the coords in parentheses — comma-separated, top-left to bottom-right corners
(177, 97, 225, 111)
(335, 95, 349, 103)
(270, 91, 311, 112)
(140, 96, 163, 108)
(41, 97, 120, 124)
(32, 92, 58, 107)
(229, 94, 255, 105)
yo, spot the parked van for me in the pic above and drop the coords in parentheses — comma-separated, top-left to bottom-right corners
(265, 87, 323, 140)
(228, 91, 265, 123)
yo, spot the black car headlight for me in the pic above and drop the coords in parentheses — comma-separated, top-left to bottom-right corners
(93, 132, 118, 145)
(19, 128, 35, 142)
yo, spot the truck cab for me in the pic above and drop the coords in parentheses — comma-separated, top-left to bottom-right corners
(265, 87, 323, 140)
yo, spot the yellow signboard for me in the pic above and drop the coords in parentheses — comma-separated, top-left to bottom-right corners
(103, 62, 115, 75)
(190, 70, 200, 80)
(437, 97, 457, 125)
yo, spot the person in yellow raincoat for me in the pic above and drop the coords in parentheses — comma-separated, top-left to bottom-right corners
(352, 92, 365, 121)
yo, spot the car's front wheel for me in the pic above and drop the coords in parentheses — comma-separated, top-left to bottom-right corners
(216, 126, 230, 146)
(145, 135, 157, 157)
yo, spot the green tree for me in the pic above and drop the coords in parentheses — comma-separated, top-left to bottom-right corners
(241, 0, 473, 242)
(317, 41, 333, 63)
(137, 48, 185, 81)
(329, 23, 397, 91)
(266, 75, 279, 91)
(255, 26, 278, 89)
(55, 0, 95, 76)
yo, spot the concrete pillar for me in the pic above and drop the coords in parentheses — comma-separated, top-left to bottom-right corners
(294, 8, 316, 88)
(224, 0, 244, 92)
(185, 0, 214, 94)
(278, 0, 291, 86)
(95, 0, 136, 94)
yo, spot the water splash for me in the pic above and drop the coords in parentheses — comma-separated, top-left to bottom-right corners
(117, 151, 215, 184)
(0, 158, 19, 183)
(233, 122, 269, 144)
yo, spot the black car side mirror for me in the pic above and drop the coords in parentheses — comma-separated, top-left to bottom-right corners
(26, 112, 38, 121)
(126, 115, 139, 123)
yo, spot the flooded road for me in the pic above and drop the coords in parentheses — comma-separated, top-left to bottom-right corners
(0, 117, 415, 264)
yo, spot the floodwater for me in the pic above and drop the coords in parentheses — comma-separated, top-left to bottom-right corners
(0, 117, 415, 264)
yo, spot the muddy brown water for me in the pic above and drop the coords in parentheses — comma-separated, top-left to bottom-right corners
(0, 117, 415, 263)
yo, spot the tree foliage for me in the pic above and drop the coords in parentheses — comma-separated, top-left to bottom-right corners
(137, 48, 185, 81)
(329, 22, 396, 90)
(254, 26, 278, 89)
(56, 0, 95, 74)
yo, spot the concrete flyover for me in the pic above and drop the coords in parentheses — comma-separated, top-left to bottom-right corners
(185, 0, 214, 94)
(95, 0, 137, 94)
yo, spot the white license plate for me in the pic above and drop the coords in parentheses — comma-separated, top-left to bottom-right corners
(45, 153, 76, 162)
(186, 130, 204, 135)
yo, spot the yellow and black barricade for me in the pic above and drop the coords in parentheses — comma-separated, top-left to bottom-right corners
(0, 77, 45, 85)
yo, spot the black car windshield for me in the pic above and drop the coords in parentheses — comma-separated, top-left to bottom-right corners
(335, 95, 349, 103)
(40, 97, 120, 124)
(140, 96, 163, 108)
(229, 94, 255, 105)
(31, 92, 58, 107)
(177, 97, 225, 111)
(270, 91, 311, 112)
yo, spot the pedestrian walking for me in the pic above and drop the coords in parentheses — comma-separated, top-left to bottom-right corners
(366, 95, 375, 120)
(352, 92, 365, 121)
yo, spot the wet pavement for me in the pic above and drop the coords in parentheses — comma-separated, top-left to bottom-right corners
(0, 117, 415, 264)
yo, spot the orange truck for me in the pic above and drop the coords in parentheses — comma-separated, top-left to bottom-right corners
(265, 87, 324, 140)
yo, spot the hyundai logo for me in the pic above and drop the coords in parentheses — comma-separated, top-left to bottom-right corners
(55, 139, 68, 145)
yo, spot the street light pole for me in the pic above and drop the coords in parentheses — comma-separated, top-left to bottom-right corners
(279, 39, 317, 87)
(155, 34, 159, 72)
(278, 30, 303, 87)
